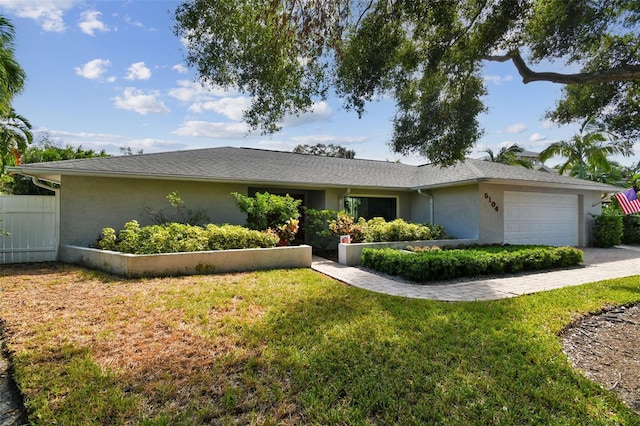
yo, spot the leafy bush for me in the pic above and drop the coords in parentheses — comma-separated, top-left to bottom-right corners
(363, 218, 432, 242)
(96, 221, 278, 254)
(622, 214, 640, 244)
(231, 192, 301, 231)
(303, 208, 338, 251)
(329, 214, 445, 243)
(328, 211, 366, 241)
(361, 245, 584, 283)
(592, 214, 623, 247)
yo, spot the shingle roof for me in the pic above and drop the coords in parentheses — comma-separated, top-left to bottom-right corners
(9, 146, 621, 192)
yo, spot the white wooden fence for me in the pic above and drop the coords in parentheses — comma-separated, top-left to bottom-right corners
(0, 195, 59, 263)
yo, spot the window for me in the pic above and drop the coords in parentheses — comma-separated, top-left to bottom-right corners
(344, 196, 397, 221)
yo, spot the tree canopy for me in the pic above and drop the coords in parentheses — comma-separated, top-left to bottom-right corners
(482, 144, 532, 168)
(292, 143, 355, 159)
(174, 0, 639, 166)
(2, 134, 109, 195)
(539, 116, 633, 180)
(0, 16, 25, 117)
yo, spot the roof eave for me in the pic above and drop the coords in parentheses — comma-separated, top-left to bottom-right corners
(414, 177, 623, 192)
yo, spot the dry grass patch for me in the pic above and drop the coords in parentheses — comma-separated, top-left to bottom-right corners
(0, 263, 332, 424)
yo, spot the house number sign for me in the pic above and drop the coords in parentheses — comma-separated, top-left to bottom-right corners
(484, 193, 499, 212)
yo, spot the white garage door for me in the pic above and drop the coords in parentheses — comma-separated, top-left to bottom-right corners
(504, 191, 578, 246)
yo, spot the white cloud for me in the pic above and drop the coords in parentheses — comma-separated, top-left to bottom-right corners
(0, 0, 77, 32)
(172, 120, 249, 138)
(483, 74, 514, 85)
(282, 101, 332, 128)
(125, 62, 151, 80)
(172, 64, 188, 74)
(541, 119, 557, 129)
(38, 128, 185, 155)
(503, 123, 527, 134)
(168, 80, 233, 102)
(78, 10, 110, 36)
(113, 87, 170, 115)
(189, 97, 251, 121)
(529, 132, 546, 142)
(74, 58, 111, 80)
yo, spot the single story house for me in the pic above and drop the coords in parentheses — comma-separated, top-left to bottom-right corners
(9, 146, 620, 253)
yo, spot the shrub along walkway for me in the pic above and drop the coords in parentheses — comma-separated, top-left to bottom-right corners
(311, 245, 640, 302)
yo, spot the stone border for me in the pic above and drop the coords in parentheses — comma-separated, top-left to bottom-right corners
(60, 244, 312, 278)
(338, 239, 479, 266)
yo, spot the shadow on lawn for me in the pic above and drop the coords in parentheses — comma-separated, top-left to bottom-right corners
(254, 289, 635, 424)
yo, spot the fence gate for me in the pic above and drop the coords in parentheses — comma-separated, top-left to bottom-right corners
(0, 195, 59, 264)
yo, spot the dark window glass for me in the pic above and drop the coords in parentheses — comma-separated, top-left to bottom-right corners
(344, 196, 397, 221)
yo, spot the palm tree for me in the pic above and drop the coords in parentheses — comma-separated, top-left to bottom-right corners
(483, 143, 533, 168)
(539, 116, 633, 180)
(0, 108, 32, 172)
(0, 16, 26, 116)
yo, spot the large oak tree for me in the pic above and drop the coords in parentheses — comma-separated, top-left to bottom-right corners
(174, 0, 639, 166)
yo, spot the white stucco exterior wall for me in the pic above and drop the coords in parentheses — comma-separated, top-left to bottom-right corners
(60, 176, 249, 246)
(432, 185, 480, 239)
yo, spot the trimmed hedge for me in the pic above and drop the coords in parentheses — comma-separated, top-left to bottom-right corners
(361, 245, 584, 283)
(592, 214, 623, 247)
(96, 221, 279, 254)
(622, 214, 640, 244)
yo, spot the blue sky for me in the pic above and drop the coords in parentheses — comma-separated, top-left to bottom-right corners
(2, 0, 638, 166)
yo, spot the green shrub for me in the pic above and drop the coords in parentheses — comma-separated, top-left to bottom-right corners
(329, 214, 446, 243)
(363, 218, 432, 242)
(231, 192, 301, 231)
(328, 211, 366, 242)
(96, 221, 278, 254)
(303, 208, 338, 251)
(622, 214, 640, 244)
(361, 245, 584, 283)
(592, 214, 623, 247)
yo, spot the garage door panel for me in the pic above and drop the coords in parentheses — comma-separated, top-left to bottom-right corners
(504, 191, 578, 246)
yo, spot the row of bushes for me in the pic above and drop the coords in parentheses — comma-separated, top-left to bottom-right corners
(325, 211, 448, 244)
(96, 221, 278, 254)
(361, 245, 584, 283)
(592, 213, 640, 247)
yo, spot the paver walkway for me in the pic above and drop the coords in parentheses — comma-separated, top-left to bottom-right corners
(311, 245, 640, 302)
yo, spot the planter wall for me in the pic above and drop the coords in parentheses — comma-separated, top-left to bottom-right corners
(60, 244, 312, 277)
(338, 239, 479, 266)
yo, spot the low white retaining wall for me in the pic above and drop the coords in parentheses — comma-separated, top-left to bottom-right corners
(61, 244, 312, 277)
(338, 239, 479, 266)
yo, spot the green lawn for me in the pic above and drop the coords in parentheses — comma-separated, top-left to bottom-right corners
(1, 263, 639, 425)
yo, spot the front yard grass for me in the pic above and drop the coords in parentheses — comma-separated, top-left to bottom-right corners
(1, 263, 639, 425)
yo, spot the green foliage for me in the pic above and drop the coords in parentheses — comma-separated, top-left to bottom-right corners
(3, 134, 109, 194)
(174, 0, 639, 165)
(231, 192, 301, 231)
(362, 218, 432, 242)
(96, 221, 278, 254)
(483, 144, 532, 168)
(328, 211, 366, 242)
(329, 214, 446, 243)
(539, 116, 632, 181)
(292, 143, 355, 159)
(592, 214, 623, 248)
(0, 16, 26, 116)
(362, 245, 584, 283)
(622, 214, 640, 244)
(142, 191, 210, 226)
(303, 208, 338, 251)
